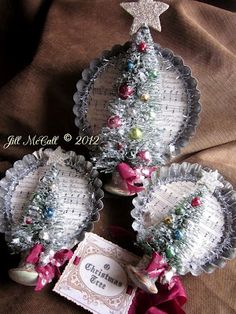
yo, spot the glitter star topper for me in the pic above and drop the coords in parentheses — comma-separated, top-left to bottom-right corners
(120, 0, 169, 34)
(198, 170, 224, 193)
(45, 146, 69, 165)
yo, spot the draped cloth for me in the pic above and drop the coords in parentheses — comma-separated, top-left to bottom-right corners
(0, 0, 235, 313)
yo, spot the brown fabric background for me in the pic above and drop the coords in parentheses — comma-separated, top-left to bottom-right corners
(0, 0, 236, 313)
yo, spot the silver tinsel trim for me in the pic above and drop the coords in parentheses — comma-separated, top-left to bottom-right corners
(93, 26, 165, 172)
(9, 164, 63, 253)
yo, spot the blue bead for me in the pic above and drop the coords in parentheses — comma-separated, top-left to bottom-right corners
(173, 230, 183, 240)
(127, 61, 134, 71)
(45, 207, 54, 218)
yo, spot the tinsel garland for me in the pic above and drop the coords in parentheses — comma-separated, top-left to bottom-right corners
(137, 187, 207, 274)
(93, 25, 167, 173)
(10, 164, 66, 260)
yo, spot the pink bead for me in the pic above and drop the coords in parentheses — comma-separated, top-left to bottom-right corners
(24, 217, 32, 224)
(138, 41, 147, 52)
(137, 150, 152, 162)
(107, 115, 121, 128)
(118, 84, 134, 100)
(191, 197, 201, 207)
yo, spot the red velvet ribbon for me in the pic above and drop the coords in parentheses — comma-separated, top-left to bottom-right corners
(26, 244, 73, 291)
(116, 162, 157, 194)
(129, 278, 187, 314)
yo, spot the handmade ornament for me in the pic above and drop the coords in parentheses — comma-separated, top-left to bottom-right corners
(0, 147, 104, 290)
(127, 162, 236, 293)
(73, 0, 201, 195)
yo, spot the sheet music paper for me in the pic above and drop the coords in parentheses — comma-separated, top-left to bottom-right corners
(87, 54, 188, 148)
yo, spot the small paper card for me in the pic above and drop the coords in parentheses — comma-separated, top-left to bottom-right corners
(53, 233, 139, 314)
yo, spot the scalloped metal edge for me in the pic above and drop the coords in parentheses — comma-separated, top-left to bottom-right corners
(131, 162, 236, 276)
(0, 152, 44, 231)
(0, 147, 104, 245)
(73, 42, 201, 158)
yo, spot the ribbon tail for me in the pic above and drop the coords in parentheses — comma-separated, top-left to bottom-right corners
(35, 276, 47, 292)
(25, 244, 44, 264)
(35, 264, 56, 291)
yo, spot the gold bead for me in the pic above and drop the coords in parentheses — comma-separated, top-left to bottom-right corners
(163, 216, 172, 225)
(140, 93, 150, 102)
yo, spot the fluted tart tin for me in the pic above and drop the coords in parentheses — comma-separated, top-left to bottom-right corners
(73, 43, 201, 161)
(131, 162, 236, 276)
(0, 147, 104, 252)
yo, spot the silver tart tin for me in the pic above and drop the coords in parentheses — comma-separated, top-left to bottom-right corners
(131, 162, 236, 275)
(73, 42, 201, 160)
(0, 147, 104, 247)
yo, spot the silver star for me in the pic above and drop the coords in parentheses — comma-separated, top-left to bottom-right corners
(198, 170, 224, 193)
(121, 0, 169, 34)
(45, 146, 69, 165)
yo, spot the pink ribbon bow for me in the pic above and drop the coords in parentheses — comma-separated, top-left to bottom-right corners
(116, 162, 157, 194)
(144, 252, 178, 291)
(26, 244, 73, 291)
(144, 252, 168, 279)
